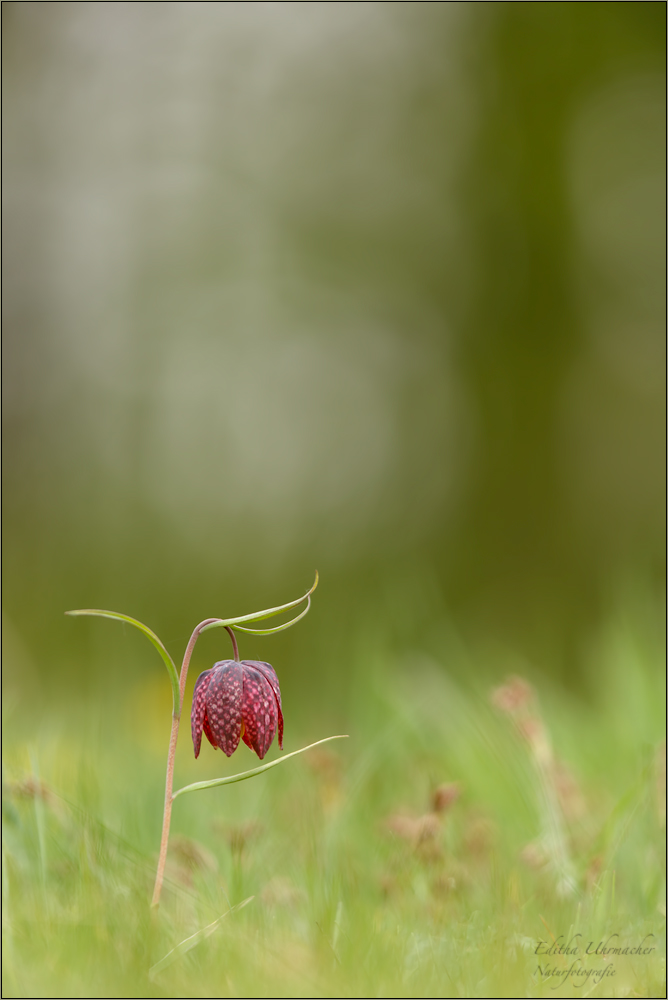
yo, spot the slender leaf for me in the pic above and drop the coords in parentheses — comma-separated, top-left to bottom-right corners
(200, 571, 318, 632)
(65, 609, 180, 713)
(231, 596, 312, 635)
(172, 734, 348, 799)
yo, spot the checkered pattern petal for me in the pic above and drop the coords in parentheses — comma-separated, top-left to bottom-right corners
(243, 660, 284, 750)
(191, 658, 284, 761)
(191, 669, 213, 758)
(240, 662, 279, 760)
(205, 660, 244, 757)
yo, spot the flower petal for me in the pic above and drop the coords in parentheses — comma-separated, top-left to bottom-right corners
(244, 660, 283, 750)
(191, 669, 213, 758)
(205, 660, 243, 757)
(202, 713, 217, 751)
(240, 663, 278, 760)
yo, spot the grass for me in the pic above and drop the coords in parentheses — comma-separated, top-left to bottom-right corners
(2, 620, 665, 998)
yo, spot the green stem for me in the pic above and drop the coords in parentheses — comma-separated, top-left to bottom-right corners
(151, 617, 222, 908)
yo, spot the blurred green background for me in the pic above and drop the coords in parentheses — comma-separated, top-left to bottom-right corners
(2, 5, 666, 997)
(3, 1, 665, 712)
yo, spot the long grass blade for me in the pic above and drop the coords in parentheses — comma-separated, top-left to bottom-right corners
(148, 896, 254, 979)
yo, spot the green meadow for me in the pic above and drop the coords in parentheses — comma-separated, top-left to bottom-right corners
(3, 610, 664, 998)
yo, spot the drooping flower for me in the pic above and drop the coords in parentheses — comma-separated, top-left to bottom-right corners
(191, 660, 283, 760)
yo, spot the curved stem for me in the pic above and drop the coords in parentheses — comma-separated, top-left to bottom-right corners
(178, 618, 222, 712)
(225, 626, 240, 662)
(151, 617, 222, 908)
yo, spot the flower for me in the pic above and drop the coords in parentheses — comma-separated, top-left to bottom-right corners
(191, 659, 283, 760)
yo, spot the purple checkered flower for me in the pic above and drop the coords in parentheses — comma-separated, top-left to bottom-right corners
(191, 659, 284, 761)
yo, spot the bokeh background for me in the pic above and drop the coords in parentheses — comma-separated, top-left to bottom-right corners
(3, 1, 665, 723)
(2, 5, 665, 996)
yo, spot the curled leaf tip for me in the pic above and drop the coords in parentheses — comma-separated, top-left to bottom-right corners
(201, 573, 320, 633)
(232, 595, 312, 636)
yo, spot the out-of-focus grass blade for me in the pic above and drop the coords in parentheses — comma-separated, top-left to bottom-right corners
(64, 609, 180, 712)
(200, 572, 318, 632)
(172, 734, 348, 799)
(591, 756, 654, 864)
(148, 896, 254, 979)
